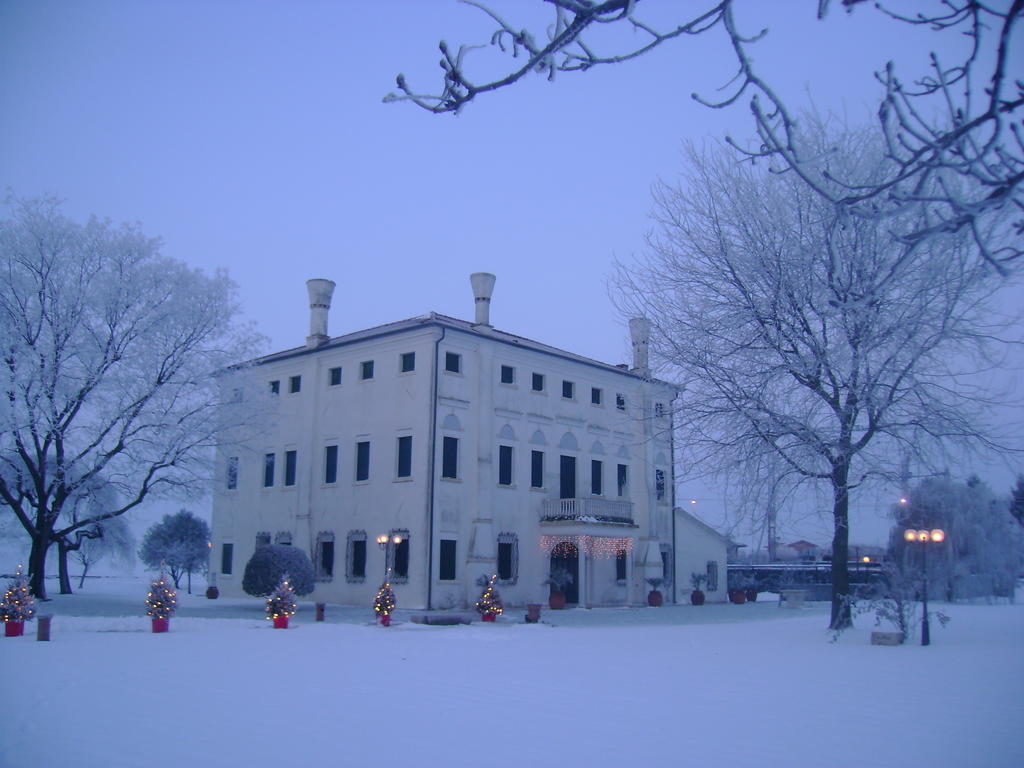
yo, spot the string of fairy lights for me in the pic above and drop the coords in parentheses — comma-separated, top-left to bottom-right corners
(541, 535, 634, 558)
(145, 571, 177, 620)
(1, 565, 36, 623)
(265, 575, 297, 620)
(374, 577, 396, 626)
(475, 573, 504, 619)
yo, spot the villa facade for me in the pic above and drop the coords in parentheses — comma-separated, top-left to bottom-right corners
(210, 274, 679, 609)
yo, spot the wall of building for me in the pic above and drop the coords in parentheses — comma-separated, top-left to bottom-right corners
(211, 316, 677, 610)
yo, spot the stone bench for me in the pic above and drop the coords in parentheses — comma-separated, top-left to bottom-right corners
(779, 590, 805, 608)
(870, 631, 905, 646)
(410, 614, 473, 626)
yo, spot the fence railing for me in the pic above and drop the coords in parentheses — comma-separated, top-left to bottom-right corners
(540, 498, 635, 525)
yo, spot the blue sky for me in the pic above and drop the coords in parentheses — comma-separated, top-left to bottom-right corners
(2, 0, 1020, 546)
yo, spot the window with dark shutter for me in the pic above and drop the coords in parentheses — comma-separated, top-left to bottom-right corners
(400, 352, 416, 373)
(498, 445, 513, 486)
(531, 450, 544, 489)
(591, 460, 603, 496)
(356, 441, 370, 482)
(221, 543, 233, 575)
(500, 365, 515, 384)
(442, 436, 458, 479)
(324, 445, 338, 484)
(263, 454, 275, 487)
(397, 436, 412, 478)
(361, 361, 374, 380)
(329, 367, 342, 386)
(289, 375, 301, 394)
(284, 450, 297, 486)
(226, 457, 238, 490)
(439, 539, 456, 581)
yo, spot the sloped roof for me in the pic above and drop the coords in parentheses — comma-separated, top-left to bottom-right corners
(257, 311, 674, 386)
(674, 507, 730, 542)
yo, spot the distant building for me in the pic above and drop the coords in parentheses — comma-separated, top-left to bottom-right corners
(674, 508, 729, 603)
(210, 274, 678, 609)
(779, 539, 822, 561)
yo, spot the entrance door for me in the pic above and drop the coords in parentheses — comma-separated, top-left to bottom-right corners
(559, 455, 576, 499)
(550, 542, 580, 604)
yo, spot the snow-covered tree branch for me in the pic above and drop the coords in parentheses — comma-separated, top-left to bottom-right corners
(389, 0, 1023, 268)
(613, 125, 1015, 628)
(0, 196, 265, 598)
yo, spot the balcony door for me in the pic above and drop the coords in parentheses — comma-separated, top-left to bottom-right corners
(559, 455, 576, 499)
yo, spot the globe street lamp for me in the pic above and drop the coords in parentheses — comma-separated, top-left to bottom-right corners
(902, 528, 945, 646)
(376, 533, 403, 581)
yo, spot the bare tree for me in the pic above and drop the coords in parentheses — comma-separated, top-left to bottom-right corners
(0, 196, 264, 599)
(60, 475, 133, 591)
(614, 128, 1011, 628)
(388, 1, 1023, 268)
(70, 516, 135, 590)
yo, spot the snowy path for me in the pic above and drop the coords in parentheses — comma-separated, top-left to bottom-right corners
(2, 597, 1021, 767)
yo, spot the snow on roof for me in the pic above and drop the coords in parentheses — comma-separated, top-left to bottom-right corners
(256, 311, 672, 385)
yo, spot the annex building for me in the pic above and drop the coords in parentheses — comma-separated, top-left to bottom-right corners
(210, 274, 682, 609)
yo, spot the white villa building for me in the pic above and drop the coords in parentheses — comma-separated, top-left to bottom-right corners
(210, 274, 684, 610)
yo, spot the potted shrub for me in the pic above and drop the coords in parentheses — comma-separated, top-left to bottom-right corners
(266, 574, 297, 628)
(145, 570, 177, 633)
(1, 566, 36, 637)
(646, 577, 665, 607)
(543, 567, 573, 610)
(729, 587, 747, 604)
(744, 581, 759, 602)
(690, 572, 707, 606)
(475, 574, 504, 622)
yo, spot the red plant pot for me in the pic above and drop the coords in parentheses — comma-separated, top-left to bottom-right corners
(482, 613, 496, 622)
(745, 588, 758, 602)
(273, 615, 289, 629)
(5, 621, 25, 637)
(729, 589, 746, 605)
(548, 592, 566, 610)
(380, 613, 391, 627)
(647, 590, 663, 607)
(151, 618, 169, 633)
(690, 589, 706, 606)
(205, 586, 219, 600)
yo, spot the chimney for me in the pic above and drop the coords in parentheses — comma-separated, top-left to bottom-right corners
(629, 317, 651, 375)
(470, 272, 496, 327)
(306, 278, 336, 348)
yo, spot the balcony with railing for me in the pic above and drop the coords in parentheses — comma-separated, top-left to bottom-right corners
(539, 498, 636, 526)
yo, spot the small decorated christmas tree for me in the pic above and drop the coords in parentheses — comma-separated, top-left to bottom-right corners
(374, 579, 396, 626)
(1, 565, 36, 632)
(145, 570, 177, 630)
(266, 574, 297, 627)
(475, 573, 503, 620)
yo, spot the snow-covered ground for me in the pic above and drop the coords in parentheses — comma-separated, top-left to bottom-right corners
(3, 578, 1022, 768)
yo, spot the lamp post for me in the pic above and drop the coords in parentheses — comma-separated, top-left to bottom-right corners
(902, 528, 945, 646)
(376, 533, 403, 581)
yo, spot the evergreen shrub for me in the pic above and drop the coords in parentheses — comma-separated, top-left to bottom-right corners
(242, 545, 315, 597)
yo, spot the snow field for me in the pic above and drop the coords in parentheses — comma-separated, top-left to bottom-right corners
(2, 597, 1022, 767)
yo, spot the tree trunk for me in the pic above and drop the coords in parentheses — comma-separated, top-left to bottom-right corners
(57, 540, 74, 595)
(187, 568, 192, 595)
(830, 460, 852, 630)
(27, 535, 51, 600)
(78, 561, 90, 590)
